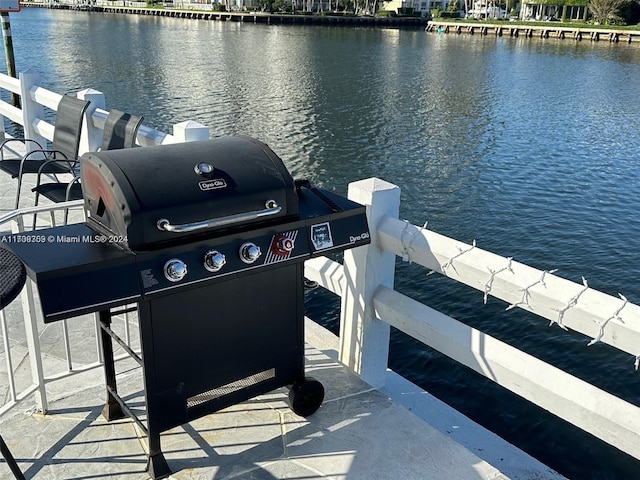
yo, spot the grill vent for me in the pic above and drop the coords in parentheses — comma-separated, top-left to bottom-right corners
(187, 368, 276, 409)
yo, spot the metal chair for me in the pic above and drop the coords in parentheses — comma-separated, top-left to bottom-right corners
(100, 109, 144, 151)
(0, 94, 90, 209)
(0, 247, 27, 480)
(30, 109, 143, 223)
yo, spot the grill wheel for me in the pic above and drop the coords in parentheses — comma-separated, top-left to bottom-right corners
(288, 377, 325, 417)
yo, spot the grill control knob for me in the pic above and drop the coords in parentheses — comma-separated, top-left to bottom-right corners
(164, 259, 187, 282)
(240, 242, 261, 264)
(276, 236, 295, 254)
(272, 234, 295, 256)
(203, 250, 226, 272)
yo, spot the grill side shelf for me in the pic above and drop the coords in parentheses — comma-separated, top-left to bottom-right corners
(3, 224, 140, 323)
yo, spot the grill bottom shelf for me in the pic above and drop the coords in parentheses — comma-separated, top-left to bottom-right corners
(187, 368, 276, 408)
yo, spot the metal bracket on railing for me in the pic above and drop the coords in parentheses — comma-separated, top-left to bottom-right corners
(588, 293, 628, 348)
(399, 220, 427, 264)
(506, 268, 558, 311)
(437, 239, 476, 276)
(553, 276, 589, 331)
(483, 257, 514, 305)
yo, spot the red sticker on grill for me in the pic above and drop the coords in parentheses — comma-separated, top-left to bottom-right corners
(265, 231, 298, 264)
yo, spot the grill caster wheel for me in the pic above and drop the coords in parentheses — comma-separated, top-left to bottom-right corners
(288, 377, 324, 417)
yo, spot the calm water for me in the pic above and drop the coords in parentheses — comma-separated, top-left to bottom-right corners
(8, 8, 640, 478)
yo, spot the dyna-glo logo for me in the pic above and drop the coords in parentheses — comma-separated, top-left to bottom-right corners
(350, 232, 370, 243)
(199, 179, 227, 191)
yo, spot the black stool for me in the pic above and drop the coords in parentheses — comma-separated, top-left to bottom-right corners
(0, 246, 27, 480)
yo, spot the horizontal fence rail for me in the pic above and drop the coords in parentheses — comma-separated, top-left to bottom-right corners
(376, 216, 640, 362)
(373, 286, 640, 460)
(1, 70, 210, 158)
(304, 177, 640, 462)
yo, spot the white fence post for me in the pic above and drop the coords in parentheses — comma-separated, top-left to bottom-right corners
(0, 113, 5, 143)
(172, 120, 210, 142)
(339, 178, 400, 388)
(19, 69, 46, 150)
(77, 88, 106, 154)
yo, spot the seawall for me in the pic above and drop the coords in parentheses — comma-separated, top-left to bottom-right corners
(22, 3, 426, 28)
(427, 20, 640, 43)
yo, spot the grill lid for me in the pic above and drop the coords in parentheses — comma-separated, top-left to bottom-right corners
(80, 136, 298, 250)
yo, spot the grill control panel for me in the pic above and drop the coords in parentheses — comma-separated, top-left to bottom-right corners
(137, 205, 370, 296)
(138, 227, 306, 295)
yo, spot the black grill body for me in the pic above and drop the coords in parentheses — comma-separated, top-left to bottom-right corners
(81, 136, 299, 251)
(7, 137, 370, 479)
(141, 264, 304, 433)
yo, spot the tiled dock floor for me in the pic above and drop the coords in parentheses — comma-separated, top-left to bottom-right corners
(1, 320, 565, 480)
(0, 312, 567, 480)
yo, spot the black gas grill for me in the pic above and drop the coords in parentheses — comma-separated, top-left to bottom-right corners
(6, 137, 370, 479)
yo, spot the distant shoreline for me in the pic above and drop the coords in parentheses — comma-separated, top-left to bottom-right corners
(21, 2, 427, 28)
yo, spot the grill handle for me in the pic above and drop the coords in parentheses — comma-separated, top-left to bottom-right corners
(157, 200, 281, 234)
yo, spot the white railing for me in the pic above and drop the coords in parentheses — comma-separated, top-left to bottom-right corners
(0, 70, 210, 415)
(7, 70, 210, 157)
(304, 178, 640, 462)
(1, 202, 87, 415)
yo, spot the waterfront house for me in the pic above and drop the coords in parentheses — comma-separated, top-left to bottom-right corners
(466, 0, 508, 18)
(381, 0, 588, 20)
(381, 0, 432, 16)
(519, 0, 588, 20)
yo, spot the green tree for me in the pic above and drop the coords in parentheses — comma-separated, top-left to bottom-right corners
(617, 0, 640, 23)
(272, 0, 292, 11)
(589, 0, 626, 23)
(254, 0, 275, 11)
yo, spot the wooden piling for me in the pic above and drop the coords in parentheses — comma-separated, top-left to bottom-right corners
(0, 12, 18, 108)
